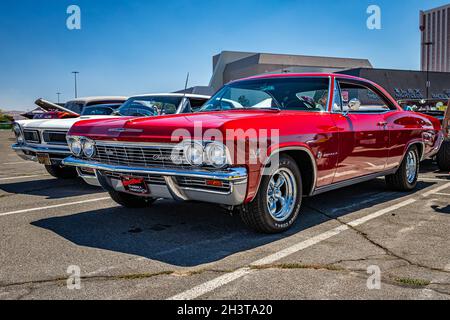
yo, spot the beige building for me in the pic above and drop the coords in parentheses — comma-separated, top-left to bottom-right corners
(209, 51, 373, 91)
(420, 4, 450, 72)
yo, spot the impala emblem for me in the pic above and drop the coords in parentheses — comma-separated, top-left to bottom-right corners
(105, 149, 115, 156)
(108, 128, 143, 133)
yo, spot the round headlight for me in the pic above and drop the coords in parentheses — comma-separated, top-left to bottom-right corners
(205, 142, 228, 167)
(184, 142, 204, 166)
(83, 139, 96, 158)
(17, 135, 24, 144)
(69, 137, 82, 156)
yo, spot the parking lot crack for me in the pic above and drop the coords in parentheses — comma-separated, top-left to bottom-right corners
(0, 268, 236, 289)
(305, 204, 450, 275)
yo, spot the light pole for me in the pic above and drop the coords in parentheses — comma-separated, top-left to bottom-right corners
(71, 71, 79, 98)
(56, 92, 61, 104)
(420, 14, 433, 99)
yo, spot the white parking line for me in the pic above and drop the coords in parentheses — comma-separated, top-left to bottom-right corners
(0, 174, 49, 182)
(419, 177, 450, 182)
(422, 182, 450, 197)
(168, 183, 450, 300)
(1, 161, 29, 165)
(0, 197, 112, 217)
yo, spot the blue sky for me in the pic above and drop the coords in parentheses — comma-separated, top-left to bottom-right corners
(1, 0, 449, 110)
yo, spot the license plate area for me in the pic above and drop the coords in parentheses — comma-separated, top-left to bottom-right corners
(121, 176, 150, 195)
(36, 153, 51, 165)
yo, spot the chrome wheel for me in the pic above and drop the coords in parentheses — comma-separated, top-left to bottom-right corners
(406, 150, 417, 184)
(266, 168, 297, 222)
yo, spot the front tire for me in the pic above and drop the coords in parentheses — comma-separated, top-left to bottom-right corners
(436, 140, 450, 171)
(386, 146, 419, 191)
(45, 165, 78, 179)
(240, 155, 302, 233)
(108, 190, 155, 208)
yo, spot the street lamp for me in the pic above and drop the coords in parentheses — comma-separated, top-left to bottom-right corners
(71, 71, 79, 98)
(420, 14, 433, 99)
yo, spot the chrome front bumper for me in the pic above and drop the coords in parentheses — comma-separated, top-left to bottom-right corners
(12, 143, 71, 164)
(62, 156, 248, 206)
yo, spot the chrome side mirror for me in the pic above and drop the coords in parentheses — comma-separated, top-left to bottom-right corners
(348, 98, 361, 111)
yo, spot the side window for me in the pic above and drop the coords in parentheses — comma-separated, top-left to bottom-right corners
(189, 98, 207, 112)
(338, 81, 393, 113)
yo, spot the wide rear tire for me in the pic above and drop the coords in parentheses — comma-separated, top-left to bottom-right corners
(437, 140, 450, 171)
(108, 190, 155, 208)
(386, 146, 419, 191)
(45, 165, 78, 179)
(239, 155, 302, 233)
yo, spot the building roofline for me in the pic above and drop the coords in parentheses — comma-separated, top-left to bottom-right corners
(422, 3, 450, 14)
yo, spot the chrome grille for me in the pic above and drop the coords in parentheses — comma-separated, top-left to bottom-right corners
(91, 144, 185, 168)
(23, 130, 40, 144)
(43, 131, 68, 145)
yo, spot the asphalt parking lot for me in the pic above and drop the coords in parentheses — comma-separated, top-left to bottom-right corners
(0, 130, 449, 300)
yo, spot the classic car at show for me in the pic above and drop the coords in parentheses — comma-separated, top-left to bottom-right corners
(398, 98, 450, 171)
(33, 96, 128, 119)
(11, 93, 210, 185)
(62, 73, 443, 233)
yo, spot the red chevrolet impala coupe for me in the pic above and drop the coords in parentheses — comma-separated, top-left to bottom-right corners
(63, 74, 443, 233)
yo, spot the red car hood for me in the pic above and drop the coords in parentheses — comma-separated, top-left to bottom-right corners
(68, 110, 286, 143)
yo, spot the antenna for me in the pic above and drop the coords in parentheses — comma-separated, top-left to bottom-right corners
(182, 72, 191, 113)
(184, 72, 190, 91)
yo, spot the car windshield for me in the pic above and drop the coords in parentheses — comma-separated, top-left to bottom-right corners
(117, 96, 182, 116)
(199, 77, 330, 112)
(81, 106, 114, 116)
(64, 101, 84, 114)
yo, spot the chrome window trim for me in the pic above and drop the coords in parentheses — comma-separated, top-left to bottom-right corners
(333, 77, 398, 115)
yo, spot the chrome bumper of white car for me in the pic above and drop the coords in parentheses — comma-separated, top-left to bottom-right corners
(12, 143, 71, 164)
(62, 156, 248, 206)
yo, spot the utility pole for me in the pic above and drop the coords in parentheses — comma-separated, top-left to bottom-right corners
(56, 92, 61, 104)
(71, 71, 79, 98)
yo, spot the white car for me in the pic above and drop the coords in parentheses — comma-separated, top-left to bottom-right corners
(12, 93, 210, 186)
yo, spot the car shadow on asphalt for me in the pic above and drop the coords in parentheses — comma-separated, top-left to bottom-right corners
(420, 160, 450, 176)
(0, 177, 105, 199)
(31, 179, 434, 267)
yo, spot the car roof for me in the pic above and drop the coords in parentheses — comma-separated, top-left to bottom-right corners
(67, 96, 128, 103)
(233, 72, 368, 83)
(128, 93, 211, 99)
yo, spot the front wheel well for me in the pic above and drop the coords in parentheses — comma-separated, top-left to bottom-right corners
(408, 142, 423, 160)
(279, 150, 315, 196)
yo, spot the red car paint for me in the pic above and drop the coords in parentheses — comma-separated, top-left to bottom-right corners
(68, 73, 442, 203)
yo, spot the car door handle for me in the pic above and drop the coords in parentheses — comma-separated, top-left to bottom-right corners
(377, 121, 388, 127)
